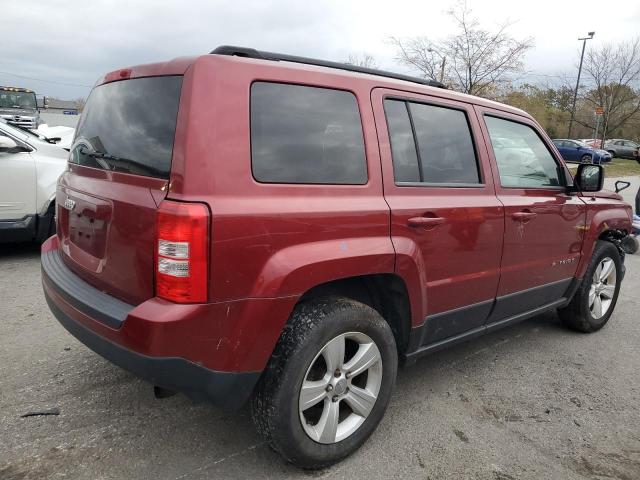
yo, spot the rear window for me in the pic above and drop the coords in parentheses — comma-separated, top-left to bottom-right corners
(250, 82, 367, 184)
(70, 76, 182, 179)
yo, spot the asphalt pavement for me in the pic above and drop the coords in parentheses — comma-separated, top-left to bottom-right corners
(1, 177, 639, 479)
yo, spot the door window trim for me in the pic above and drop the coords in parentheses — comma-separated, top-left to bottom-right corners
(383, 95, 485, 188)
(482, 112, 568, 190)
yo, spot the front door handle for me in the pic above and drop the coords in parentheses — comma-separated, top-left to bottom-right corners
(407, 216, 446, 228)
(511, 211, 537, 223)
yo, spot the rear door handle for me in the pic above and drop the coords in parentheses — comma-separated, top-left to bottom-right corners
(407, 216, 446, 228)
(511, 211, 537, 222)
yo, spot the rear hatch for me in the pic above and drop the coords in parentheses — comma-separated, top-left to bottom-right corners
(56, 75, 183, 305)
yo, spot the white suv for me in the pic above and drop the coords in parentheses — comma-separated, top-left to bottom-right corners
(0, 119, 68, 243)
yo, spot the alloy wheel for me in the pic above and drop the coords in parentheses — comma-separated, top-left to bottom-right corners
(298, 332, 383, 444)
(589, 257, 617, 319)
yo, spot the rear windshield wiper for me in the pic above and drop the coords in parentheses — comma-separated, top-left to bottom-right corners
(79, 147, 117, 170)
(78, 147, 163, 176)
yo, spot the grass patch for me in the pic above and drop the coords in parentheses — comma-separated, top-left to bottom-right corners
(567, 158, 640, 178)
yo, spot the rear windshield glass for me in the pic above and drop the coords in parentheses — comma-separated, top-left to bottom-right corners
(70, 76, 182, 179)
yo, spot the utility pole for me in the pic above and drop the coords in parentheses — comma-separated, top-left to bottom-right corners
(439, 56, 446, 84)
(427, 48, 447, 84)
(568, 31, 595, 138)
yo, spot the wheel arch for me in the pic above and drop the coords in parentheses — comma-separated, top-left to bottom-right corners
(576, 203, 633, 278)
(298, 273, 413, 357)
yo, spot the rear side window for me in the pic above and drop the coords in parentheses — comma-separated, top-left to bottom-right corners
(71, 76, 182, 179)
(251, 82, 367, 184)
(384, 99, 480, 185)
(484, 115, 562, 188)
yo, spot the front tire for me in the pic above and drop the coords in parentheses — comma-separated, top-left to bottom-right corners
(251, 297, 398, 469)
(559, 241, 622, 332)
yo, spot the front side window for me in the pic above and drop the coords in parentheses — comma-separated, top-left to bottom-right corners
(485, 116, 562, 188)
(251, 82, 367, 184)
(384, 99, 480, 185)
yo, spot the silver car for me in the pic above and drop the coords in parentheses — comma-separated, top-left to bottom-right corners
(604, 139, 639, 159)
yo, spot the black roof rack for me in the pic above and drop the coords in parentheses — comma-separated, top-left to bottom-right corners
(210, 45, 447, 89)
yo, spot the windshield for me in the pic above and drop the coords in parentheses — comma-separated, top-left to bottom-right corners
(70, 76, 182, 179)
(0, 90, 37, 109)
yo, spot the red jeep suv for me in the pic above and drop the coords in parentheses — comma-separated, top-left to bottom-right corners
(42, 46, 635, 468)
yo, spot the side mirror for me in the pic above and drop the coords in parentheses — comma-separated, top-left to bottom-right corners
(574, 163, 604, 192)
(0, 136, 18, 153)
(43, 97, 49, 108)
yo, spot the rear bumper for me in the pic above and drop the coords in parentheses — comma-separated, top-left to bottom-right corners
(45, 292, 260, 408)
(41, 236, 297, 408)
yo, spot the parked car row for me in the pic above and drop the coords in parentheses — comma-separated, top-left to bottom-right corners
(552, 138, 612, 164)
(552, 137, 640, 164)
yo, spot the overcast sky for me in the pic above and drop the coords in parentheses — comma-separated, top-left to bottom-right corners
(3, 0, 639, 99)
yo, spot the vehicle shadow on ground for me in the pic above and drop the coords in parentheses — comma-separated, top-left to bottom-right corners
(0, 242, 41, 260)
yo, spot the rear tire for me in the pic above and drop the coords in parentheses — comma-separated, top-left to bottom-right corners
(559, 241, 622, 332)
(251, 297, 397, 469)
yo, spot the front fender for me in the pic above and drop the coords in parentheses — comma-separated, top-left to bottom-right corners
(250, 237, 395, 298)
(576, 198, 633, 278)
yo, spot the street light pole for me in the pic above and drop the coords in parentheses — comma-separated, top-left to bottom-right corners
(568, 31, 595, 138)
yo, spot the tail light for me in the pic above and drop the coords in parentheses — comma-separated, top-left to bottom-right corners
(156, 200, 209, 303)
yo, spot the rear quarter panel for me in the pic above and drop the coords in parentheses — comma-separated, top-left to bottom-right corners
(169, 56, 395, 303)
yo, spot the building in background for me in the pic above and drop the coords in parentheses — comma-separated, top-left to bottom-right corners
(37, 98, 80, 127)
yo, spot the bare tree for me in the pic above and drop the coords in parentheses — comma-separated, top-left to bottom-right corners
(576, 38, 640, 141)
(345, 53, 379, 69)
(74, 97, 86, 112)
(391, 1, 533, 97)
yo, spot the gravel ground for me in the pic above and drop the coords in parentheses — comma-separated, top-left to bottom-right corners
(1, 178, 639, 480)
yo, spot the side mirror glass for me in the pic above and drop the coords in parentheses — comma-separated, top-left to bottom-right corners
(0, 136, 18, 153)
(575, 163, 604, 192)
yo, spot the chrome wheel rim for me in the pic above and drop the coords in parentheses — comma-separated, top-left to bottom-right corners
(589, 257, 617, 319)
(298, 332, 382, 444)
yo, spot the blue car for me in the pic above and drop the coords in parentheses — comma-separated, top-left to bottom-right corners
(552, 139, 612, 164)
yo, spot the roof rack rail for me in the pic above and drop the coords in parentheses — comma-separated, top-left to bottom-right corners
(210, 45, 447, 89)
